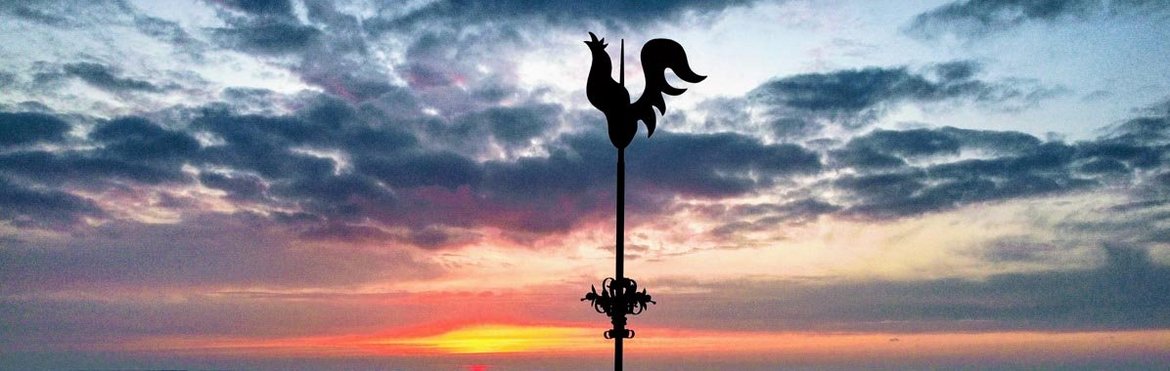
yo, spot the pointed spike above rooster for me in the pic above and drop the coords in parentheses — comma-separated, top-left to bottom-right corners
(584, 32, 705, 149)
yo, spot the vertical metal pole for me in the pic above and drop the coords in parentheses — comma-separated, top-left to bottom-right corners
(614, 38, 625, 371)
(619, 39, 624, 85)
(615, 148, 624, 371)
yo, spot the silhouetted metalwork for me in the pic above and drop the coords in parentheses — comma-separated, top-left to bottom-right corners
(581, 31, 704, 371)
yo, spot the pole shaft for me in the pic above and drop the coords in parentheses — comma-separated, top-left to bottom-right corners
(615, 39, 626, 371)
(615, 147, 625, 371)
(619, 39, 624, 86)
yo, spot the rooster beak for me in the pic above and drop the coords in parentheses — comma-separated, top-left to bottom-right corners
(588, 32, 598, 43)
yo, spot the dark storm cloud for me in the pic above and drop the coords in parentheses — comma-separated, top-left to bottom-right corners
(1102, 112, 1170, 146)
(357, 151, 482, 190)
(834, 139, 1098, 219)
(0, 112, 206, 227)
(366, 0, 757, 33)
(426, 104, 562, 154)
(235, 3, 381, 104)
(215, 0, 295, 18)
(944, 126, 1045, 153)
(475, 131, 613, 230)
(62, 62, 161, 93)
(180, 102, 580, 236)
(649, 244, 1170, 332)
(627, 131, 822, 197)
(272, 174, 398, 223)
(219, 87, 281, 112)
(0, 3, 70, 26)
(750, 61, 1060, 138)
(190, 105, 391, 180)
(0, 91, 1157, 238)
(482, 127, 821, 203)
(907, 0, 1170, 39)
(832, 126, 1043, 169)
(203, 1, 383, 104)
(209, 0, 325, 54)
(466, 128, 819, 232)
(0, 111, 71, 146)
(212, 20, 322, 55)
(846, 128, 962, 158)
(302, 68, 403, 102)
(90, 116, 201, 160)
(180, 105, 421, 232)
(3, 116, 199, 185)
(382, 28, 534, 119)
(133, 14, 206, 55)
(1093, 105, 1170, 200)
(818, 105, 1170, 220)
(0, 177, 103, 229)
(0, 150, 190, 187)
(198, 171, 268, 201)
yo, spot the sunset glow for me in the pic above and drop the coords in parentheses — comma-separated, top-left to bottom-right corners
(3, 0, 1170, 369)
(376, 325, 598, 354)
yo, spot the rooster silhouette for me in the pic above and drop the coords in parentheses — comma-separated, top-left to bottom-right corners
(585, 32, 706, 149)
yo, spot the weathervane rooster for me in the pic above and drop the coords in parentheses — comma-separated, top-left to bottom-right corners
(585, 31, 706, 149)
(581, 31, 704, 371)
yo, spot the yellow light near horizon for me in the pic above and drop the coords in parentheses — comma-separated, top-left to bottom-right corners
(383, 324, 595, 354)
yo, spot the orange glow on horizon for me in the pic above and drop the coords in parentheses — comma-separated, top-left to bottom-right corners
(112, 323, 1170, 364)
(371, 324, 599, 354)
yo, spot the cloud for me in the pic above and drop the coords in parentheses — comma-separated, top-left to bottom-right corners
(358, 151, 482, 190)
(431, 103, 564, 155)
(183, 92, 824, 236)
(0, 71, 14, 87)
(749, 61, 1062, 138)
(0, 87, 1162, 240)
(0, 111, 71, 146)
(831, 126, 1043, 169)
(906, 0, 1170, 39)
(90, 116, 201, 160)
(0, 213, 440, 294)
(0, 114, 201, 193)
(0, 177, 103, 229)
(212, 20, 323, 55)
(133, 14, 206, 55)
(62, 62, 162, 93)
(649, 244, 1170, 332)
(627, 131, 822, 197)
(834, 138, 1093, 219)
(198, 171, 268, 201)
(819, 105, 1170, 220)
(0, 150, 190, 189)
(0, 3, 70, 26)
(707, 198, 840, 237)
(366, 0, 759, 34)
(215, 0, 296, 18)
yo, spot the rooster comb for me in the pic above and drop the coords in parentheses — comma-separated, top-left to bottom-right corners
(586, 32, 607, 47)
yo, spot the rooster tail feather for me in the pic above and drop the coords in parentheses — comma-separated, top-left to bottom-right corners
(642, 109, 658, 137)
(634, 38, 705, 138)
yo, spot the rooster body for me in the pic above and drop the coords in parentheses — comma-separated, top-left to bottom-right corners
(585, 32, 706, 149)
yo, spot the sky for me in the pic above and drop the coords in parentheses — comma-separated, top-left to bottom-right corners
(1, 0, 1170, 369)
